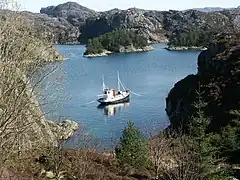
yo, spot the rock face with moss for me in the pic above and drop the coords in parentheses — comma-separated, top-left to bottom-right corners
(166, 33, 240, 131)
(83, 30, 153, 57)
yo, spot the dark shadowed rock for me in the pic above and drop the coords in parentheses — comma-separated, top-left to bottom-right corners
(166, 34, 240, 132)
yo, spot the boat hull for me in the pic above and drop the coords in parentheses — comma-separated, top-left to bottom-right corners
(97, 94, 130, 105)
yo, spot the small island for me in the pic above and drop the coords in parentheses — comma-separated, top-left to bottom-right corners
(166, 28, 217, 51)
(83, 30, 154, 58)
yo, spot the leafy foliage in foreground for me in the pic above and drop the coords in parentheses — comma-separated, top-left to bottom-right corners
(84, 30, 148, 55)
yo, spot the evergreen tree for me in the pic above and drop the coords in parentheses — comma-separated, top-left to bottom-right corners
(214, 110, 240, 163)
(115, 121, 149, 168)
(187, 88, 232, 180)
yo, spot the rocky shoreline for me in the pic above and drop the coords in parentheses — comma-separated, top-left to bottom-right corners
(83, 45, 154, 58)
(83, 49, 112, 58)
(165, 46, 207, 51)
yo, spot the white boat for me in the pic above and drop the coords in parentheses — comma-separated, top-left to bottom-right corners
(97, 72, 130, 105)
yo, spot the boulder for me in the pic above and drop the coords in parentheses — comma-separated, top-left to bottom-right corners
(48, 120, 79, 141)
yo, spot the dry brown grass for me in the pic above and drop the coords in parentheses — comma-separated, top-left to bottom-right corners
(0, 147, 156, 180)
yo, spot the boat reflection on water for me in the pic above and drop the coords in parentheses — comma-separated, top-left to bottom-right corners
(97, 102, 130, 117)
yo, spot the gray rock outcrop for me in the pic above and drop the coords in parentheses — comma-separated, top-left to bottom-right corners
(48, 120, 79, 141)
(80, 8, 167, 43)
(22, 11, 80, 44)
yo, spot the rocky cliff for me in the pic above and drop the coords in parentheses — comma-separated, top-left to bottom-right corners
(166, 33, 240, 132)
(0, 10, 80, 44)
(22, 11, 80, 44)
(80, 8, 167, 43)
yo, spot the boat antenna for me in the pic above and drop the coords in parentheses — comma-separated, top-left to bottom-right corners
(117, 71, 120, 91)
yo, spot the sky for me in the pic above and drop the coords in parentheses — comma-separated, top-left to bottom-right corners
(18, 0, 240, 13)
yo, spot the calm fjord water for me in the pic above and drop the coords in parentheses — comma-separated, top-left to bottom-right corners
(41, 44, 200, 149)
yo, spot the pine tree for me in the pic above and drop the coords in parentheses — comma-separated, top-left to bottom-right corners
(215, 110, 240, 163)
(115, 121, 149, 168)
(187, 86, 232, 180)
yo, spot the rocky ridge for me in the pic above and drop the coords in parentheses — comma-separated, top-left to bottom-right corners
(189, 7, 235, 12)
(14, 2, 238, 46)
(166, 33, 240, 131)
(40, 2, 99, 26)
(38, 2, 240, 45)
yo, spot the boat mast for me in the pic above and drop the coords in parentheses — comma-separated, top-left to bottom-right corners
(117, 71, 120, 91)
(102, 75, 106, 91)
(119, 78, 126, 91)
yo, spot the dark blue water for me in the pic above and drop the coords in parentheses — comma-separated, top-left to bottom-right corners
(39, 44, 200, 150)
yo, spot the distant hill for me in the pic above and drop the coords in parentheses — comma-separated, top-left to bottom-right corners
(189, 7, 237, 12)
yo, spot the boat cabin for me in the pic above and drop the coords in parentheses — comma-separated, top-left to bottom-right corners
(103, 88, 122, 99)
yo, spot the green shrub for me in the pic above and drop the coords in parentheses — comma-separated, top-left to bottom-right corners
(115, 121, 149, 168)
